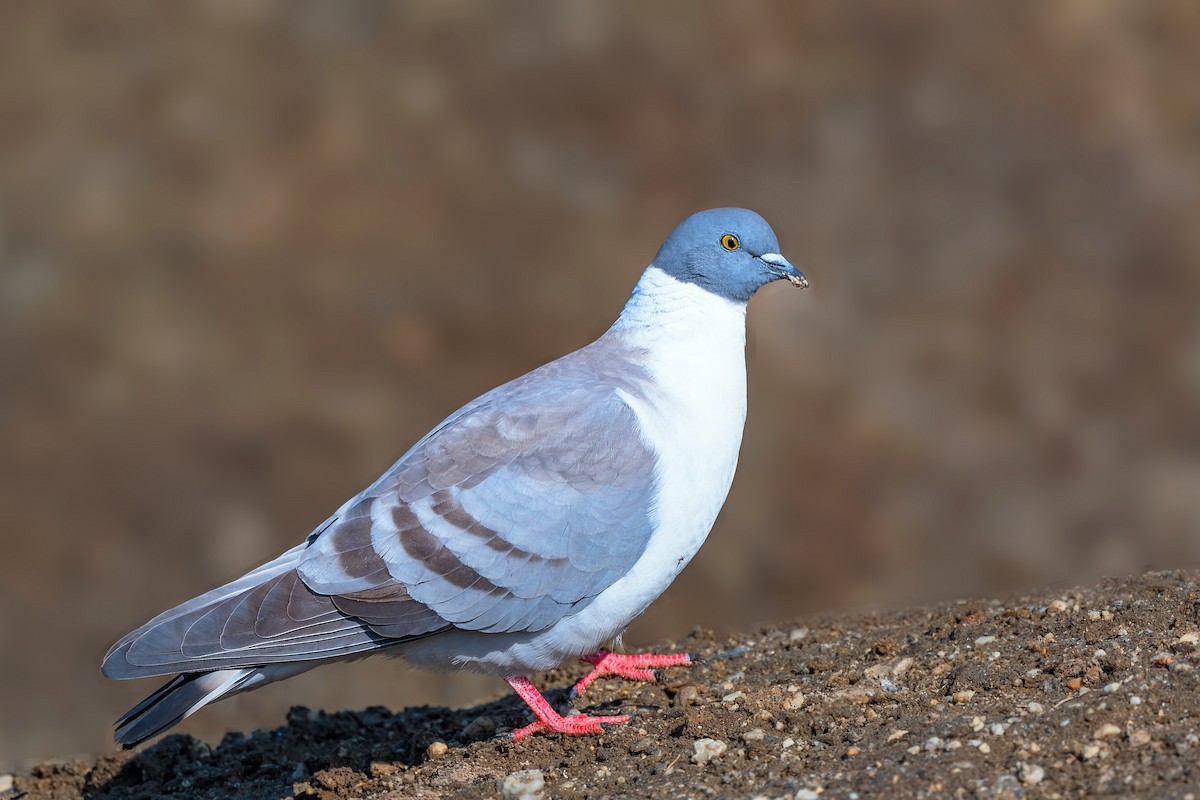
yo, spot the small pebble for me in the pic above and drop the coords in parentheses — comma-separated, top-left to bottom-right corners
(846, 746, 861, 757)
(462, 715, 495, 740)
(498, 769, 545, 800)
(975, 635, 996, 645)
(692, 737, 728, 764)
(989, 723, 1006, 736)
(1103, 682, 1121, 693)
(0, 775, 12, 793)
(426, 741, 448, 758)
(796, 790, 819, 800)
(952, 690, 975, 704)
(1094, 723, 1122, 740)
(1065, 677, 1083, 691)
(674, 685, 701, 707)
(1027, 702, 1045, 714)
(742, 728, 767, 745)
(1018, 763, 1045, 786)
(887, 729, 908, 742)
(629, 737, 660, 756)
(1129, 730, 1152, 747)
(790, 628, 809, 642)
(784, 692, 807, 710)
(1081, 743, 1102, 760)
(846, 688, 873, 705)
(1129, 695, 1142, 706)
(722, 690, 744, 703)
(715, 645, 749, 660)
(978, 742, 991, 754)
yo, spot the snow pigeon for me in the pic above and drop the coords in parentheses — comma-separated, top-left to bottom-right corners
(102, 207, 808, 747)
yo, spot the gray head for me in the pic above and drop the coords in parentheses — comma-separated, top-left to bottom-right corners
(652, 208, 807, 303)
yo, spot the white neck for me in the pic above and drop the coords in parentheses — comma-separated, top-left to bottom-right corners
(577, 265, 751, 640)
(611, 266, 747, 338)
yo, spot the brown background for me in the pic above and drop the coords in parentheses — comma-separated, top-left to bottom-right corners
(2, 1, 1198, 767)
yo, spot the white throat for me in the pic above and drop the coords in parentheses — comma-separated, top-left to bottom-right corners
(609, 266, 749, 429)
(612, 265, 748, 337)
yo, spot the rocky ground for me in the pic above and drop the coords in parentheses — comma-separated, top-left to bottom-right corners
(7, 570, 1200, 799)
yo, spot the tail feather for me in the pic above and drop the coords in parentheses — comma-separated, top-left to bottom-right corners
(114, 668, 252, 748)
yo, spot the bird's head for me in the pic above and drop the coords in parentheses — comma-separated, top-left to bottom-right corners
(652, 208, 807, 303)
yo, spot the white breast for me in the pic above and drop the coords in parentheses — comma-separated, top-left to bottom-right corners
(400, 268, 749, 676)
(599, 267, 749, 623)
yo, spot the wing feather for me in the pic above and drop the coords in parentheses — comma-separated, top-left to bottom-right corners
(103, 338, 658, 678)
(300, 343, 658, 637)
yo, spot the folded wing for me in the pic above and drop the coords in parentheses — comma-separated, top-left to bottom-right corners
(103, 347, 658, 679)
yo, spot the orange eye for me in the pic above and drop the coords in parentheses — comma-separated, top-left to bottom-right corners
(721, 234, 739, 251)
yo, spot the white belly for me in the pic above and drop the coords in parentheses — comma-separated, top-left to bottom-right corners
(401, 268, 749, 676)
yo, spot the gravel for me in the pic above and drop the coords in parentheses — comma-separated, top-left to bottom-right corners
(10, 569, 1200, 799)
(497, 769, 544, 800)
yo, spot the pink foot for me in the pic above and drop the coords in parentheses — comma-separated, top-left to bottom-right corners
(571, 651, 693, 697)
(507, 676, 630, 742)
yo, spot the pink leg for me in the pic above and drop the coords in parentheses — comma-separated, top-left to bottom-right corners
(507, 676, 630, 741)
(571, 651, 693, 697)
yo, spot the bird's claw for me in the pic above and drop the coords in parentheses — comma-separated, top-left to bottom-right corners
(571, 651, 692, 697)
(510, 713, 632, 742)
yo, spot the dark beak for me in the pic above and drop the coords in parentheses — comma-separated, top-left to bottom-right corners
(758, 253, 808, 288)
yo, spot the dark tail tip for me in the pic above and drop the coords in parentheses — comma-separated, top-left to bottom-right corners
(114, 669, 247, 748)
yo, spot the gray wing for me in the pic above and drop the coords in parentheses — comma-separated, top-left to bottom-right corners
(299, 361, 658, 635)
(103, 544, 449, 678)
(103, 343, 658, 678)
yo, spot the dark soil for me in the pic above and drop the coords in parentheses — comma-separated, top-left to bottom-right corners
(9, 570, 1200, 799)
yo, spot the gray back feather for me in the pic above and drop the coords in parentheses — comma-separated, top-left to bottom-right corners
(103, 333, 659, 677)
(300, 333, 659, 634)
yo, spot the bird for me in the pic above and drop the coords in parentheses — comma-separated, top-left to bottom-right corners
(101, 207, 808, 748)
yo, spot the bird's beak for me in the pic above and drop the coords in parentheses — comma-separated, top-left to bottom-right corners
(758, 253, 808, 289)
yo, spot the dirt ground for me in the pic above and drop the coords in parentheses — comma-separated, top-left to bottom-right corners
(8, 569, 1200, 799)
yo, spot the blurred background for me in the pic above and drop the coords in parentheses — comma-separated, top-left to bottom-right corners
(2, 0, 1199, 767)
